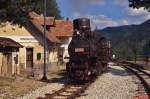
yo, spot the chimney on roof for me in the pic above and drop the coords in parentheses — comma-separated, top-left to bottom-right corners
(66, 17, 69, 21)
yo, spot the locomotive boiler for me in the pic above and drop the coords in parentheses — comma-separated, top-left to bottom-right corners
(66, 18, 111, 80)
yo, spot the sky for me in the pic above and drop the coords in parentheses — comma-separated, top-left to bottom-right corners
(56, 0, 150, 30)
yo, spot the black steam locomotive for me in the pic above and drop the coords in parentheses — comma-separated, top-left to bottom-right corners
(66, 18, 111, 80)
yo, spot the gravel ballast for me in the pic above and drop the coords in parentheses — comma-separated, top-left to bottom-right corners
(17, 83, 64, 99)
(79, 65, 137, 99)
(17, 65, 137, 99)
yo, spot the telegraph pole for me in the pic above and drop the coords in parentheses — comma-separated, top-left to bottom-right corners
(41, 0, 48, 81)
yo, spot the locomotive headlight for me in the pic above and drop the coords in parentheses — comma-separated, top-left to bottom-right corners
(77, 31, 80, 35)
(88, 71, 91, 75)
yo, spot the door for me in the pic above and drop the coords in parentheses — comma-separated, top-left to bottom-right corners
(26, 48, 33, 69)
(7, 53, 12, 75)
(58, 47, 65, 64)
(1, 54, 7, 75)
(1, 53, 12, 75)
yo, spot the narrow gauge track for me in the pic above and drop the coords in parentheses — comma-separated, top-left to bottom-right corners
(37, 79, 96, 99)
(123, 63, 150, 98)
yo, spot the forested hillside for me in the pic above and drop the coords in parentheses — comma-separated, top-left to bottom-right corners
(99, 20, 150, 61)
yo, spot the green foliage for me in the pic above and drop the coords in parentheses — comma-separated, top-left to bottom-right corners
(0, 0, 62, 25)
(113, 44, 134, 61)
(128, 0, 150, 10)
(142, 40, 150, 56)
(46, 0, 62, 19)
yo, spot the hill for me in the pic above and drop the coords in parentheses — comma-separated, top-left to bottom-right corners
(98, 20, 150, 61)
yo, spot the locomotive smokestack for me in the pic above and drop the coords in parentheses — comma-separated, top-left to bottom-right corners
(73, 18, 91, 31)
(66, 17, 69, 21)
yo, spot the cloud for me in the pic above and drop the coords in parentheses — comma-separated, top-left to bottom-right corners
(90, 15, 118, 28)
(114, 0, 128, 6)
(85, 0, 105, 5)
(65, 0, 150, 29)
(71, 0, 105, 6)
(62, 0, 105, 14)
(73, 7, 150, 30)
(124, 7, 150, 24)
(73, 12, 129, 29)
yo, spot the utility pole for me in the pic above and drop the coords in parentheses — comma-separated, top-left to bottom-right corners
(41, 0, 48, 81)
(134, 39, 138, 63)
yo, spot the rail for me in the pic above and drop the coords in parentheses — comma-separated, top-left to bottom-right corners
(122, 62, 150, 98)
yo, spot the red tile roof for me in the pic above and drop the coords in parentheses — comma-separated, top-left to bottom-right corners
(28, 11, 73, 43)
(51, 20, 73, 37)
(28, 12, 61, 43)
(34, 17, 55, 26)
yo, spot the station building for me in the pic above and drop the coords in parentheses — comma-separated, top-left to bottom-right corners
(0, 12, 73, 76)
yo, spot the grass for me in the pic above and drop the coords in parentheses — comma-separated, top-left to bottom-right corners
(0, 76, 14, 86)
(51, 69, 67, 76)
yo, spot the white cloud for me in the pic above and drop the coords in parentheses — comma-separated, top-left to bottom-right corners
(69, 0, 105, 6)
(114, 0, 128, 6)
(121, 19, 129, 25)
(124, 7, 150, 24)
(73, 12, 129, 29)
(61, 0, 105, 14)
(73, 12, 81, 18)
(85, 0, 105, 5)
(125, 7, 148, 16)
(71, 1, 150, 29)
(90, 15, 118, 28)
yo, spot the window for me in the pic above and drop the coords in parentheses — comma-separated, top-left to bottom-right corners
(37, 53, 41, 61)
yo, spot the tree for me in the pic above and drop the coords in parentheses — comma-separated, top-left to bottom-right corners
(128, 0, 150, 10)
(142, 39, 150, 65)
(46, 0, 62, 19)
(0, 0, 61, 25)
(129, 39, 139, 63)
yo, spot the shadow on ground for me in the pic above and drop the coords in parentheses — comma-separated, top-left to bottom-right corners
(40, 69, 69, 84)
(40, 65, 135, 85)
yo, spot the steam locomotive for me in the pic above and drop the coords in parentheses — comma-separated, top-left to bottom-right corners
(66, 18, 111, 80)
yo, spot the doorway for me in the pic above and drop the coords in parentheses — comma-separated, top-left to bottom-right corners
(1, 53, 12, 75)
(6, 53, 12, 75)
(26, 48, 33, 69)
(58, 47, 65, 64)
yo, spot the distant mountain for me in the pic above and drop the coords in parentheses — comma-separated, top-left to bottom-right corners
(97, 19, 150, 61)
